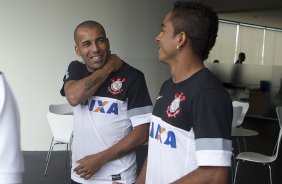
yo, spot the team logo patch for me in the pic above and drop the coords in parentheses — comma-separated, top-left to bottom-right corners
(108, 77, 126, 95)
(166, 92, 186, 118)
(150, 121, 176, 148)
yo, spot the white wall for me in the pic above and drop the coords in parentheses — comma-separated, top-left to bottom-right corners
(0, 0, 172, 151)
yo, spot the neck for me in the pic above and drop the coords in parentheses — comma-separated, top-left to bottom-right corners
(169, 55, 204, 83)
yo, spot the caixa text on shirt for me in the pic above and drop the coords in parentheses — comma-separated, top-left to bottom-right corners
(81, 99, 118, 115)
(149, 121, 176, 148)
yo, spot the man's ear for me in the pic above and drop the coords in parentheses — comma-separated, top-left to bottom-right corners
(75, 45, 81, 57)
(177, 32, 187, 48)
(106, 38, 111, 54)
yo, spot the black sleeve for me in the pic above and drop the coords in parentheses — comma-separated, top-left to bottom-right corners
(127, 72, 152, 110)
(60, 61, 84, 96)
(191, 88, 233, 140)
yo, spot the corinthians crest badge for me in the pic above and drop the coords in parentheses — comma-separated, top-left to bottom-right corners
(166, 92, 186, 118)
(108, 77, 126, 95)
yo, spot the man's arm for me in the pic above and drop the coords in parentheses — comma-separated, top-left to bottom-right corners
(64, 54, 123, 106)
(74, 123, 150, 180)
(171, 166, 229, 184)
(135, 158, 147, 184)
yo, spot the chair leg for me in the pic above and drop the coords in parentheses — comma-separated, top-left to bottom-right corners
(45, 137, 54, 162)
(230, 152, 236, 183)
(69, 148, 72, 168)
(65, 144, 69, 168)
(44, 143, 56, 176)
(233, 160, 240, 184)
(268, 164, 273, 184)
(236, 137, 241, 153)
(230, 166, 234, 183)
(242, 137, 247, 151)
(232, 152, 236, 168)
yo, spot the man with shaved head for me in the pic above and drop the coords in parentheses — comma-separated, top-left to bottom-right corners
(61, 20, 152, 184)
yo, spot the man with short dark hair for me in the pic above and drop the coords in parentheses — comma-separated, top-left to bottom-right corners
(136, 2, 232, 184)
(235, 52, 246, 64)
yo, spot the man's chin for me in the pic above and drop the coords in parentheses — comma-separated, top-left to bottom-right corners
(86, 63, 105, 72)
(158, 57, 169, 65)
(158, 56, 165, 63)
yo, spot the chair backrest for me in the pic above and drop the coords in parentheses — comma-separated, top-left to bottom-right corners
(273, 106, 282, 159)
(232, 106, 243, 127)
(47, 112, 74, 143)
(232, 101, 249, 127)
(49, 103, 73, 115)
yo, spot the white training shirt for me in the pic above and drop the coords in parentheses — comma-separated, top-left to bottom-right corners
(61, 61, 153, 184)
(146, 68, 233, 183)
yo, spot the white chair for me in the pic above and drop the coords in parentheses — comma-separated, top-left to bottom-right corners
(44, 112, 74, 176)
(232, 101, 258, 151)
(232, 105, 243, 128)
(231, 105, 243, 153)
(233, 106, 282, 184)
(232, 101, 249, 127)
(49, 103, 73, 115)
(231, 106, 243, 181)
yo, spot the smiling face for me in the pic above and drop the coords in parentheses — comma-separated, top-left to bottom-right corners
(75, 26, 110, 72)
(155, 12, 178, 64)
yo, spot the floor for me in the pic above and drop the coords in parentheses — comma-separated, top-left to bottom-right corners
(23, 117, 282, 184)
(231, 116, 282, 184)
(23, 146, 147, 184)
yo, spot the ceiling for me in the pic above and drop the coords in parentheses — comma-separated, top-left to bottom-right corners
(197, 0, 282, 13)
(190, 0, 282, 29)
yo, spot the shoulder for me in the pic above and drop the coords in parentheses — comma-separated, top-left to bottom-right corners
(68, 60, 85, 68)
(120, 62, 146, 79)
(160, 78, 172, 89)
(67, 60, 87, 73)
(122, 63, 143, 74)
(187, 68, 229, 101)
(195, 68, 224, 90)
(195, 69, 231, 104)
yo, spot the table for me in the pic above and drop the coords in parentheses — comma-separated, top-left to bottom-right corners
(231, 127, 258, 137)
(232, 127, 259, 153)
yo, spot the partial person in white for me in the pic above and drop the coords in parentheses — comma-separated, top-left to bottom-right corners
(0, 72, 24, 184)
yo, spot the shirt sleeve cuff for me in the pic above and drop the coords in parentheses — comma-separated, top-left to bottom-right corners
(196, 150, 232, 166)
(130, 113, 151, 127)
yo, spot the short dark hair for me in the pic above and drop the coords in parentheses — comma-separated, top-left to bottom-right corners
(74, 20, 106, 45)
(170, 1, 218, 61)
(238, 52, 246, 59)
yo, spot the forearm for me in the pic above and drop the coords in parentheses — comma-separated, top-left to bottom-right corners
(64, 54, 123, 106)
(74, 123, 149, 180)
(99, 124, 149, 164)
(65, 64, 112, 106)
(171, 166, 229, 184)
(135, 158, 147, 184)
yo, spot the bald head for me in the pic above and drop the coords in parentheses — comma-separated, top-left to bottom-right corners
(74, 20, 106, 45)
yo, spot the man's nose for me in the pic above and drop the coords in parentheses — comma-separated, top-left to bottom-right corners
(90, 42, 99, 52)
(156, 32, 162, 42)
